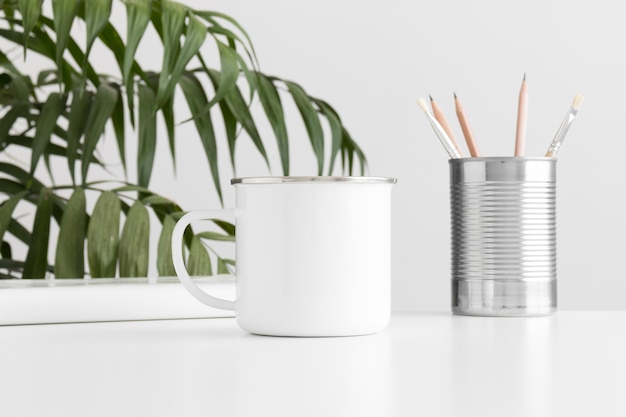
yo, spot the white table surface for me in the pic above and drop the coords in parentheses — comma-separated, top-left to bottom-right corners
(1, 311, 625, 417)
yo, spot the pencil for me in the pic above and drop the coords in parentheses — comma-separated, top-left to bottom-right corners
(430, 95, 463, 157)
(454, 92, 480, 157)
(417, 98, 461, 159)
(514, 74, 528, 156)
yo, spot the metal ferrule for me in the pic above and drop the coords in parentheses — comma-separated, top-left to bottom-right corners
(547, 111, 576, 155)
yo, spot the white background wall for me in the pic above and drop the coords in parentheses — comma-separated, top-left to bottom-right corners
(204, 0, 626, 310)
(193, 0, 626, 311)
(4, 0, 626, 310)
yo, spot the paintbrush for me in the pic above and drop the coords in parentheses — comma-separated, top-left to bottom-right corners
(417, 97, 461, 159)
(545, 93, 585, 157)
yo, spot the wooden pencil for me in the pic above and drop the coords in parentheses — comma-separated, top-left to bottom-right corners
(430, 95, 463, 157)
(454, 92, 480, 157)
(417, 98, 461, 159)
(514, 74, 528, 156)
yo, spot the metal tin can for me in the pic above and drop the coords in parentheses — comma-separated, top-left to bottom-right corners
(450, 157, 556, 316)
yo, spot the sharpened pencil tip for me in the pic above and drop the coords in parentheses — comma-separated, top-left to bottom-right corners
(523, 73, 526, 81)
(453, 91, 457, 99)
(429, 94, 433, 102)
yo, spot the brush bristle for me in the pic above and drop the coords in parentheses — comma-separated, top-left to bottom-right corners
(417, 98, 430, 113)
(572, 93, 585, 110)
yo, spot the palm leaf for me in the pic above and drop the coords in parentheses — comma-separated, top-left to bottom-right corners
(123, 0, 152, 127)
(161, 95, 175, 171)
(206, 69, 269, 169)
(81, 82, 117, 183)
(4, 71, 32, 103)
(113, 184, 153, 194)
(137, 83, 156, 188)
(216, 257, 230, 274)
(1, 162, 44, 191)
(0, 27, 75, 89)
(156, 214, 176, 276)
(187, 235, 211, 276)
(22, 188, 52, 278)
(0, 107, 25, 145)
(197, 231, 235, 242)
(7, 134, 85, 160)
(54, 187, 86, 278)
(313, 99, 343, 175)
(87, 191, 120, 277)
(257, 74, 289, 175)
(0, 49, 21, 75)
(1, 241, 12, 260)
(35, 69, 58, 86)
(118, 201, 150, 277)
(211, 219, 235, 236)
(7, 218, 31, 246)
(220, 97, 238, 174)
(51, 0, 80, 90)
(0, 178, 25, 195)
(66, 88, 93, 183)
(96, 21, 138, 79)
(209, 30, 251, 80)
(111, 85, 127, 175)
(84, 0, 112, 59)
(155, 11, 206, 109)
(206, 41, 239, 109)
(16, 0, 43, 55)
(142, 194, 174, 206)
(155, 0, 185, 108)
(31, 92, 64, 175)
(0, 190, 29, 243)
(33, 16, 100, 90)
(179, 72, 222, 204)
(340, 127, 367, 175)
(1, 1, 16, 31)
(196, 55, 237, 172)
(284, 80, 324, 175)
(193, 10, 259, 68)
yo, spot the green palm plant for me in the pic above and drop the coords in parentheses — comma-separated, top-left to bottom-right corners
(0, 0, 366, 279)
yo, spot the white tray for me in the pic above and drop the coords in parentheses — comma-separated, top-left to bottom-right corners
(0, 276, 235, 325)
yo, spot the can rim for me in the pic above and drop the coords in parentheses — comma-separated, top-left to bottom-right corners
(449, 156, 556, 163)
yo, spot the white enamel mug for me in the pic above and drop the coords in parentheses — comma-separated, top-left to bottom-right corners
(172, 176, 396, 337)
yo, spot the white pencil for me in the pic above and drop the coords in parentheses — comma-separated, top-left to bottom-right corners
(417, 97, 461, 159)
(545, 93, 585, 157)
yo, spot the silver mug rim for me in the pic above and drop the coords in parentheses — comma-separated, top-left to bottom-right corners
(231, 176, 397, 185)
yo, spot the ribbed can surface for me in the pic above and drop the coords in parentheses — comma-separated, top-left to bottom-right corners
(450, 157, 557, 316)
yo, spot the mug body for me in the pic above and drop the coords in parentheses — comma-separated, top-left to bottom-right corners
(232, 177, 395, 336)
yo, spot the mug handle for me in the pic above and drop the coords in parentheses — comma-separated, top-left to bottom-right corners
(172, 209, 236, 311)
